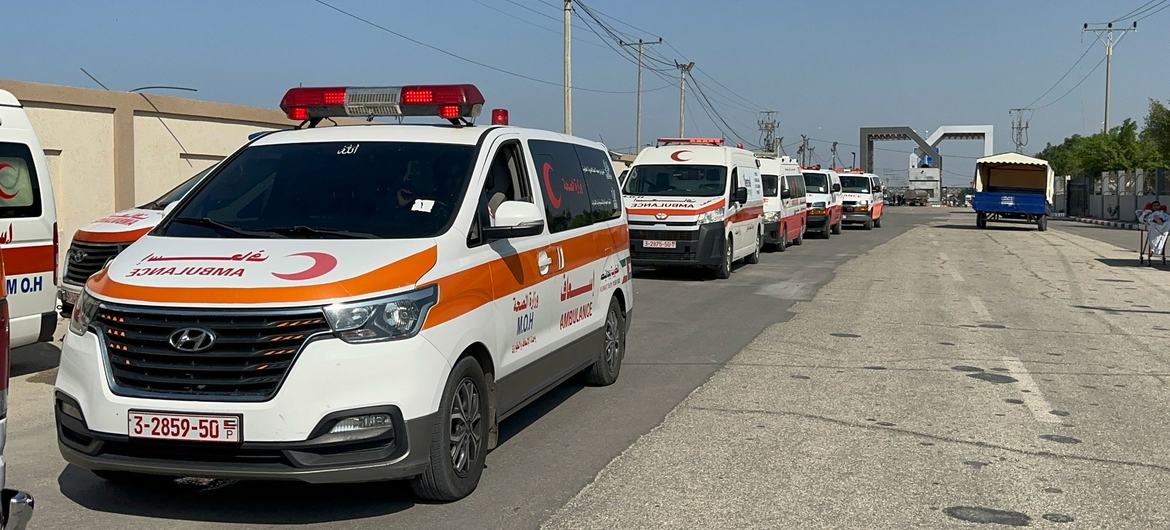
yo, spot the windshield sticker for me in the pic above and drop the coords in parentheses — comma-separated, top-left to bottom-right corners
(542, 162, 562, 208)
(336, 144, 360, 155)
(581, 165, 610, 178)
(563, 178, 585, 194)
(411, 199, 435, 213)
(95, 212, 152, 226)
(271, 252, 338, 281)
(0, 162, 20, 200)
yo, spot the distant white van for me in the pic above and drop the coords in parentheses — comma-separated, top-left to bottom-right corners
(801, 167, 844, 238)
(622, 138, 764, 279)
(757, 155, 807, 250)
(0, 89, 58, 348)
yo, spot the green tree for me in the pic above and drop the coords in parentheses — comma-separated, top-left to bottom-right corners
(1144, 98, 1170, 166)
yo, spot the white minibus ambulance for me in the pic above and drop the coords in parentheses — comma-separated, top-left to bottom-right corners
(622, 138, 764, 279)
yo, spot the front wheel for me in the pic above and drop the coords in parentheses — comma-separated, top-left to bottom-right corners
(745, 230, 761, 264)
(831, 219, 842, 235)
(583, 299, 626, 386)
(410, 357, 489, 502)
(714, 238, 733, 279)
(821, 221, 831, 239)
(976, 212, 987, 229)
(874, 216, 882, 228)
(863, 217, 874, 230)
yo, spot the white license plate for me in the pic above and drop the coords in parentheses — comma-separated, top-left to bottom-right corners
(128, 411, 241, 443)
(59, 288, 80, 306)
(643, 240, 676, 249)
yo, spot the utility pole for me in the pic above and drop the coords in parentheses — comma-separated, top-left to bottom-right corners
(619, 37, 662, 152)
(757, 110, 778, 154)
(1083, 21, 1137, 133)
(675, 61, 695, 137)
(1009, 108, 1030, 153)
(830, 141, 841, 168)
(563, 0, 572, 135)
(777, 137, 787, 156)
(797, 135, 808, 166)
(851, 151, 856, 169)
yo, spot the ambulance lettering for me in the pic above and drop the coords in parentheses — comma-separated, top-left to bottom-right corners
(560, 274, 594, 301)
(127, 266, 245, 278)
(95, 212, 151, 226)
(0, 223, 12, 244)
(511, 290, 539, 352)
(598, 264, 622, 293)
(6, 275, 44, 294)
(559, 302, 593, 330)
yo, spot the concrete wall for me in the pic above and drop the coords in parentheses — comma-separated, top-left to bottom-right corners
(0, 79, 300, 268)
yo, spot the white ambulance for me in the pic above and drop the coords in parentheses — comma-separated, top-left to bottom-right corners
(58, 166, 212, 317)
(839, 170, 885, 229)
(801, 166, 844, 238)
(757, 155, 808, 250)
(622, 138, 764, 279)
(0, 89, 58, 349)
(55, 84, 633, 501)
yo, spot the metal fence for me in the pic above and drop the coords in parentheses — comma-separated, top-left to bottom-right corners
(1069, 168, 1169, 220)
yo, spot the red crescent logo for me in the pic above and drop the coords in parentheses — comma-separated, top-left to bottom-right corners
(542, 162, 562, 209)
(271, 252, 338, 281)
(0, 163, 17, 200)
(670, 150, 691, 162)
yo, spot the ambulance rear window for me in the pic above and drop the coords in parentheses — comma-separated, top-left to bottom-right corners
(0, 143, 43, 218)
(160, 141, 475, 239)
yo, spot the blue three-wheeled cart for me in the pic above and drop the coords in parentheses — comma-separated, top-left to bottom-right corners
(972, 153, 1054, 231)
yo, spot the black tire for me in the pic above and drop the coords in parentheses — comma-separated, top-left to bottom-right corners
(777, 226, 787, 252)
(793, 224, 804, 246)
(831, 219, 842, 235)
(714, 238, 732, 279)
(583, 299, 626, 386)
(1037, 215, 1048, 231)
(976, 212, 987, 229)
(410, 357, 489, 502)
(745, 230, 761, 264)
(863, 217, 874, 230)
(821, 221, 831, 239)
(874, 216, 882, 228)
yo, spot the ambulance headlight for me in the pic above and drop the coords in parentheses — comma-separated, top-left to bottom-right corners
(696, 207, 726, 225)
(324, 286, 438, 343)
(763, 211, 779, 222)
(69, 291, 100, 336)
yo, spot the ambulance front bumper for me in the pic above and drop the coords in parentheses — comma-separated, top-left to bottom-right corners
(629, 222, 726, 267)
(54, 329, 450, 483)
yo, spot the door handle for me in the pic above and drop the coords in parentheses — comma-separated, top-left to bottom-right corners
(537, 251, 552, 275)
(556, 246, 565, 269)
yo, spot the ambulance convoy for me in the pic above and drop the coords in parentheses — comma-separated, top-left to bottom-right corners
(0, 81, 887, 504)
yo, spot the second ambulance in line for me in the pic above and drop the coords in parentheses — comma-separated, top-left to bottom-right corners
(55, 83, 632, 501)
(622, 138, 764, 279)
(757, 155, 808, 250)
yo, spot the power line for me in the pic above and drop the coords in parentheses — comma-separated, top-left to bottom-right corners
(1023, 42, 1095, 108)
(1114, 0, 1169, 22)
(313, 0, 647, 94)
(1134, 0, 1170, 20)
(1034, 55, 1106, 110)
(468, 0, 609, 50)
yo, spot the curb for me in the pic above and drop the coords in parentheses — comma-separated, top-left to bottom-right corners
(1067, 217, 1139, 230)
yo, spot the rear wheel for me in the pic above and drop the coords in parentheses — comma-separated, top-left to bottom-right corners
(831, 218, 842, 235)
(745, 230, 761, 264)
(793, 224, 804, 245)
(583, 299, 626, 386)
(714, 238, 732, 279)
(821, 221, 831, 239)
(410, 357, 489, 502)
(1037, 214, 1048, 231)
(777, 225, 788, 252)
(863, 217, 874, 230)
(874, 216, 882, 228)
(976, 212, 987, 229)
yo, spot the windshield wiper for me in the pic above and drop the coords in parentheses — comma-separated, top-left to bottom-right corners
(255, 225, 379, 239)
(169, 217, 284, 238)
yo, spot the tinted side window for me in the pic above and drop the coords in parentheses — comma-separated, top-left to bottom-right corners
(729, 168, 739, 202)
(574, 145, 621, 222)
(0, 142, 43, 218)
(761, 175, 779, 197)
(529, 140, 593, 233)
(786, 175, 806, 198)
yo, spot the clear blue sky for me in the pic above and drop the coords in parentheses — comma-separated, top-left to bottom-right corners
(7, 0, 1170, 184)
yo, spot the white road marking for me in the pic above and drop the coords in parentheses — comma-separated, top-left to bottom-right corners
(1002, 357, 1061, 424)
(939, 252, 965, 282)
(968, 296, 990, 320)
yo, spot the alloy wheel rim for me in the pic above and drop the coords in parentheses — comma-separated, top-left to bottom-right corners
(604, 309, 621, 369)
(448, 377, 482, 476)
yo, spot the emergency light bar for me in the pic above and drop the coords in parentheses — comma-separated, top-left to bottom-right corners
(656, 137, 725, 146)
(280, 84, 485, 123)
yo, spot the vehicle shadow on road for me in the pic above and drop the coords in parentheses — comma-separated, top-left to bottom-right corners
(58, 465, 417, 524)
(1095, 258, 1169, 270)
(933, 223, 1038, 232)
(11, 340, 61, 377)
(633, 264, 748, 282)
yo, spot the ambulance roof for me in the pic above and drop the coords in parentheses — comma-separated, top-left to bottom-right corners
(757, 156, 801, 175)
(251, 123, 605, 151)
(631, 144, 754, 167)
(0, 89, 19, 107)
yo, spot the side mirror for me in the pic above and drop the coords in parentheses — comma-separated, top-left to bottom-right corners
(483, 201, 544, 240)
(734, 187, 748, 204)
(831, 183, 842, 192)
(781, 189, 793, 200)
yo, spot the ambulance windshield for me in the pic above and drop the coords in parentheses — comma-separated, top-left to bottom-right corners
(840, 176, 871, 193)
(622, 165, 727, 198)
(159, 141, 475, 239)
(803, 172, 829, 194)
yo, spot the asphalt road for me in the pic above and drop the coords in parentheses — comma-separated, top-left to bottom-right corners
(5, 208, 937, 529)
(545, 207, 1170, 528)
